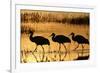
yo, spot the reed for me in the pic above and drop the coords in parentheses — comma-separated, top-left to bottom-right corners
(21, 10, 89, 25)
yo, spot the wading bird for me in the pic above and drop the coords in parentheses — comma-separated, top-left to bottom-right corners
(69, 32, 89, 56)
(50, 33, 71, 61)
(29, 30, 50, 62)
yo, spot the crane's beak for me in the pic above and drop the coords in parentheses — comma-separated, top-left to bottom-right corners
(68, 33, 73, 36)
(68, 33, 71, 36)
(49, 34, 52, 37)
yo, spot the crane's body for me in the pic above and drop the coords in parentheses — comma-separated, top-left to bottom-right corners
(30, 36, 50, 45)
(51, 34, 71, 43)
(71, 33, 89, 44)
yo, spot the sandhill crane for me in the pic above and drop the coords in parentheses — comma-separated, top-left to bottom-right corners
(29, 30, 50, 62)
(50, 33, 71, 61)
(69, 32, 89, 56)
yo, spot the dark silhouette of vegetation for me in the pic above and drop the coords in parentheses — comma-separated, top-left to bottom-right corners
(21, 24, 34, 34)
(21, 12, 89, 25)
(70, 16, 89, 24)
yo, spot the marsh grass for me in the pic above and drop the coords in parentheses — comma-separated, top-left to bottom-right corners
(21, 10, 89, 25)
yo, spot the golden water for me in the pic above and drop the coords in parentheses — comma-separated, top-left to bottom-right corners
(20, 22, 89, 63)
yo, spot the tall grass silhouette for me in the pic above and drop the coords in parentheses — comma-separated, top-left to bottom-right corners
(21, 10, 89, 25)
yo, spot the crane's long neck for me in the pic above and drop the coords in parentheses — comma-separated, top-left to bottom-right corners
(72, 34, 75, 41)
(52, 34, 55, 41)
(30, 32, 33, 41)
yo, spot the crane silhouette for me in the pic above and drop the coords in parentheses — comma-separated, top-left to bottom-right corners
(29, 30, 50, 62)
(69, 32, 89, 56)
(50, 33, 71, 61)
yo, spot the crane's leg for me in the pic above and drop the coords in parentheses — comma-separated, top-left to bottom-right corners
(81, 44, 84, 56)
(43, 45, 50, 62)
(68, 43, 71, 60)
(45, 56, 50, 62)
(33, 45, 37, 53)
(59, 44, 61, 61)
(32, 45, 38, 62)
(47, 45, 51, 62)
(32, 52, 38, 62)
(41, 46, 45, 62)
(62, 44, 68, 61)
(73, 44, 79, 51)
